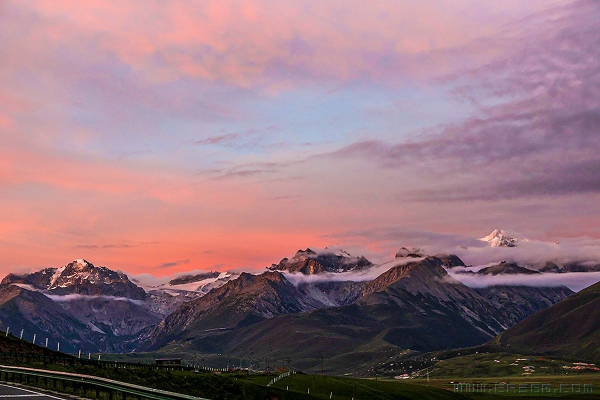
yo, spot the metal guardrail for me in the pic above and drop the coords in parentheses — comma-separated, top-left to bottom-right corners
(0, 352, 191, 372)
(0, 365, 210, 400)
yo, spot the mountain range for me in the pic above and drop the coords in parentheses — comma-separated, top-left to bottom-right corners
(0, 231, 597, 372)
(140, 253, 572, 373)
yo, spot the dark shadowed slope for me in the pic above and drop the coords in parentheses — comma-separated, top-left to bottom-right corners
(494, 280, 600, 361)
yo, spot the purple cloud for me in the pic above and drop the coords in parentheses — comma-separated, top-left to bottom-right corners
(195, 125, 278, 148)
(156, 259, 191, 269)
(326, 0, 600, 202)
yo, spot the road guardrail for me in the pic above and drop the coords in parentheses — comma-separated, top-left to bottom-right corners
(0, 364, 210, 400)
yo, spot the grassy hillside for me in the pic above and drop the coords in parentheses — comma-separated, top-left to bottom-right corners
(0, 331, 63, 356)
(0, 333, 469, 400)
(493, 281, 600, 361)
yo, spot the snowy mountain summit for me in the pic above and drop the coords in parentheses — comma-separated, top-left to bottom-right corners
(480, 229, 519, 247)
(2, 259, 146, 300)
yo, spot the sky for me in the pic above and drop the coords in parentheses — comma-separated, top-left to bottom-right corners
(1, 0, 599, 278)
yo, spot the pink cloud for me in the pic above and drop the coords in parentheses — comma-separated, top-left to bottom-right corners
(7, 0, 560, 89)
(1, 0, 593, 283)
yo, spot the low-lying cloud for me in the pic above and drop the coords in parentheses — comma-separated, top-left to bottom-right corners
(448, 270, 600, 292)
(44, 293, 145, 305)
(281, 257, 421, 286)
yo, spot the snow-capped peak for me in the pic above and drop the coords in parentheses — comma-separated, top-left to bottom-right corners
(480, 229, 518, 247)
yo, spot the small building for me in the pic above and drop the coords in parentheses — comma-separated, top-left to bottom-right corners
(155, 358, 182, 366)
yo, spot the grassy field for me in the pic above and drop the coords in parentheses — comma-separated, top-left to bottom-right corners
(426, 352, 600, 379)
(403, 351, 600, 399)
(91, 350, 600, 399)
(246, 372, 600, 399)
(250, 372, 465, 400)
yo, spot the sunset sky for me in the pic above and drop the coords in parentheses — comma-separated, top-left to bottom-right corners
(1, 0, 599, 278)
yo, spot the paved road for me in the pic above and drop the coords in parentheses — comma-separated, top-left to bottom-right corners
(0, 384, 68, 399)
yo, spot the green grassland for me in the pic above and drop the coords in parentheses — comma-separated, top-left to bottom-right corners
(3, 333, 600, 400)
(426, 352, 600, 379)
(247, 372, 466, 400)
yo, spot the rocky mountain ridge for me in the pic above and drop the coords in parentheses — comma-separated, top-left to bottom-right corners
(268, 248, 372, 274)
(2, 259, 146, 300)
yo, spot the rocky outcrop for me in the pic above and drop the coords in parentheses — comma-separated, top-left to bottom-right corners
(268, 248, 372, 274)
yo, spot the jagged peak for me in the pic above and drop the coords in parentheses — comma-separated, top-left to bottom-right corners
(296, 248, 316, 256)
(395, 247, 424, 258)
(269, 247, 372, 275)
(479, 229, 519, 247)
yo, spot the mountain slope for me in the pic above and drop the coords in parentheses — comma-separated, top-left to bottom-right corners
(493, 280, 600, 361)
(0, 285, 101, 353)
(143, 271, 326, 350)
(142, 271, 240, 315)
(476, 285, 573, 327)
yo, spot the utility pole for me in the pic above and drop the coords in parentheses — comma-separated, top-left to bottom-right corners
(321, 357, 324, 380)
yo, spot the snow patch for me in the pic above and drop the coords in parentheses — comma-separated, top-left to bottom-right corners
(88, 322, 106, 334)
(49, 266, 65, 287)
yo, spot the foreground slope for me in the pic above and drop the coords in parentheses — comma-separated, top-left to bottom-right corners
(494, 280, 600, 361)
(0, 285, 98, 353)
